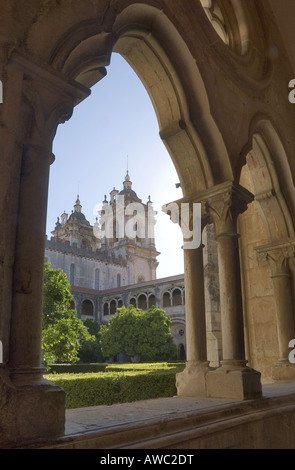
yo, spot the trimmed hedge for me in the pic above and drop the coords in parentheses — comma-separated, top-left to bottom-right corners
(48, 361, 185, 374)
(105, 362, 183, 372)
(48, 363, 107, 374)
(47, 363, 185, 409)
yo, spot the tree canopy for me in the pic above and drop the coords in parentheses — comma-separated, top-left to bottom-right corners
(99, 305, 177, 361)
(41, 263, 92, 368)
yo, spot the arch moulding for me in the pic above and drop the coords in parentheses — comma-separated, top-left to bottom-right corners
(49, 2, 233, 196)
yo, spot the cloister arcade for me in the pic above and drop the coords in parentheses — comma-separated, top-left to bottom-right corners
(1, 0, 295, 448)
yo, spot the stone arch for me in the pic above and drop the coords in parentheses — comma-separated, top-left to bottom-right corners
(242, 120, 295, 241)
(81, 299, 94, 317)
(129, 297, 137, 308)
(110, 299, 117, 315)
(138, 293, 147, 310)
(147, 293, 156, 309)
(171, 288, 183, 306)
(162, 291, 171, 308)
(238, 120, 295, 379)
(3, 1, 284, 445)
(103, 302, 109, 316)
(49, 3, 232, 195)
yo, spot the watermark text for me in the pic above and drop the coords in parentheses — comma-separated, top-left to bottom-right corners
(93, 196, 202, 249)
(288, 339, 295, 363)
(288, 79, 295, 103)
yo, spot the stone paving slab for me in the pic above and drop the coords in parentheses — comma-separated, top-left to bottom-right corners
(16, 381, 295, 449)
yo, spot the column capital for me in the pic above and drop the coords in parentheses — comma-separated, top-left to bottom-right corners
(203, 181, 254, 234)
(9, 51, 90, 148)
(255, 239, 295, 276)
(166, 181, 254, 235)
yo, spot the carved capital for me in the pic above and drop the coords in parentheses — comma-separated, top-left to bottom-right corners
(255, 240, 295, 277)
(10, 52, 90, 149)
(204, 182, 253, 235)
(163, 182, 253, 242)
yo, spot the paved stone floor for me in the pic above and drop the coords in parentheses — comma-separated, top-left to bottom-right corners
(64, 395, 233, 436)
(64, 381, 295, 437)
(18, 380, 295, 449)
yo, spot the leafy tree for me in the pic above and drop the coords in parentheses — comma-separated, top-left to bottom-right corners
(138, 307, 177, 361)
(78, 318, 103, 363)
(41, 263, 93, 368)
(99, 305, 177, 361)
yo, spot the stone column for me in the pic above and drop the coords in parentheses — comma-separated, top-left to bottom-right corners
(163, 198, 209, 396)
(9, 143, 55, 383)
(204, 182, 262, 399)
(176, 241, 210, 396)
(255, 241, 295, 381)
(203, 223, 221, 368)
(0, 53, 89, 445)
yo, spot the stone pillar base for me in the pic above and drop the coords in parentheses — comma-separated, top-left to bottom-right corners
(176, 361, 209, 397)
(0, 373, 65, 447)
(206, 365, 262, 400)
(272, 361, 295, 382)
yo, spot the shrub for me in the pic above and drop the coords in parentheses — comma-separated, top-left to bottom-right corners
(48, 363, 107, 374)
(47, 363, 185, 408)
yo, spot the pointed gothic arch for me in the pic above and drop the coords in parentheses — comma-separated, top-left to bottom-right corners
(238, 120, 295, 379)
(49, 3, 232, 196)
(243, 119, 295, 241)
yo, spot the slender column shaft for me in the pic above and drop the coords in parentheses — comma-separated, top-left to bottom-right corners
(255, 244, 295, 363)
(9, 144, 52, 383)
(206, 184, 252, 368)
(215, 229, 246, 365)
(205, 183, 262, 399)
(183, 243, 207, 363)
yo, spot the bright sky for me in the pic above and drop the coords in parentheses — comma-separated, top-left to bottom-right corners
(47, 52, 184, 279)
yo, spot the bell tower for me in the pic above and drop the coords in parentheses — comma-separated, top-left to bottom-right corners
(99, 171, 160, 283)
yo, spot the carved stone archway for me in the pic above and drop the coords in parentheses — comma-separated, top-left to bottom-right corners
(2, 0, 294, 447)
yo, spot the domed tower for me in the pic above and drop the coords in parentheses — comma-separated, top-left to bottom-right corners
(99, 172, 160, 284)
(52, 196, 101, 250)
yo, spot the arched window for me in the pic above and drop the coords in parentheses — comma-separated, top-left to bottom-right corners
(138, 294, 147, 310)
(118, 299, 123, 308)
(103, 302, 109, 316)
(129, 297, 137, 307)
(70, 263, 75, 285)
(148, 294, 156, 308)
(94, 269, 100, 290)
(110, 299, 117, 315)
(163, 292, 171, 308)
(172, 288, 182, 306)
(81, 299, 94, 316)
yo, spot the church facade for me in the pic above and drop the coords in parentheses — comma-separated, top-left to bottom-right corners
(45, 172, 191, 361)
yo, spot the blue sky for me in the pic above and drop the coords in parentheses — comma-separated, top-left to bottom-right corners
(47, 52, 184, 279)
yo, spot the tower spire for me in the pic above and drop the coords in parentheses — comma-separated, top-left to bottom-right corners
(74, 195, 82, 213)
